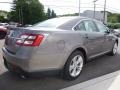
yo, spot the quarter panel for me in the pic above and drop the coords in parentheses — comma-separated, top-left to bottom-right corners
(27, 31, 88, 71)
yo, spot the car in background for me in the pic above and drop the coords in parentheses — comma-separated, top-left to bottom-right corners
(0, 23, 9, 26)
(0, 23, 8, 39)
(24, 24, 32, 27)
(2, 16, 118, 80)
(7, 22, 22, 29)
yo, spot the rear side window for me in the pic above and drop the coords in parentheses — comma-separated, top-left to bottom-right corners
(33, 17, 75, 28)
(95, 21, 107, 33)
(74, 22, 86, 31)
(83, 20, 99, 32)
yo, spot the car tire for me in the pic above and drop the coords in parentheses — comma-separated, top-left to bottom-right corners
(0, 32, 6, 39)
(63, 51, 84, 80)
(109, 42, 118, 56)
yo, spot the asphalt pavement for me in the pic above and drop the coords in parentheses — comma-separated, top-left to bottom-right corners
(0, 39, 120, 90)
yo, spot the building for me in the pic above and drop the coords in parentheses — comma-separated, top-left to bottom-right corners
(81, 10, 107, 23)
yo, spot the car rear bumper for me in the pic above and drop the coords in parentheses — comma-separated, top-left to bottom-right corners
(3, 59, 61, 77)
(2, 47, 30, 72)
(2, 46, 65, 73)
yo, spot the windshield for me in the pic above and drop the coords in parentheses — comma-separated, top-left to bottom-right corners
(33, 17, 75, 28)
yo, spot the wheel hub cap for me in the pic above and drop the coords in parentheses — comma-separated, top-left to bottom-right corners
(113, 43, 117, 54)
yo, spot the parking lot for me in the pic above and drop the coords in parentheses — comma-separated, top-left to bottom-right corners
(0, 39, 120, 90)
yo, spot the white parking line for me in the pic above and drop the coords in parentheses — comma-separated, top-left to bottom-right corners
(61, 70, 120, 90)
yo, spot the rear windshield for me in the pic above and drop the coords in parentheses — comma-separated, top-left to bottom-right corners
(33, 17, 75, 28)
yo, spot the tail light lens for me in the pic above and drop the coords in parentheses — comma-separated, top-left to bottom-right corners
(16, 34, 44, 46)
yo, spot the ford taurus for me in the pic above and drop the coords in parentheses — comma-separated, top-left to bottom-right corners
(2, 16, 118, 80)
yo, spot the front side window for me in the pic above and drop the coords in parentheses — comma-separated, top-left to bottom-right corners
(74, 22, 86, 31)
(95, 21, 107, 33)
(83, 20, 99, 32)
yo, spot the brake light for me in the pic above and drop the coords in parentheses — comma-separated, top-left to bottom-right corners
(16, 34, 44, 46)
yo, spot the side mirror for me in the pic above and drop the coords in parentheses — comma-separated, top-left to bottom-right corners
(105, 29, 110, 34)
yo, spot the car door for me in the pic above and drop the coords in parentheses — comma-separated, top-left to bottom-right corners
(82, 20, 105, 58)
(95, 21, 114, 52)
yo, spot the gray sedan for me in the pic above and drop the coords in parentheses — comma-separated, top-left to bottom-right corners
(2, 16, 118, 80)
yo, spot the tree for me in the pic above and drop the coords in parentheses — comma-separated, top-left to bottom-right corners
(51, 10, 56, 18)
(47, 8, 51, 19)
(0, 16, 8, 23)
(9, 0, 46, 25)
(0, 15, 4, 22)
(46, 8, 57, 19)
(107, 12, 120, 23)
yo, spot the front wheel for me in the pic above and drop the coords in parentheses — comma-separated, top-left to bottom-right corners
(63, 51, 84, 80)
(109, 42, 118, 56)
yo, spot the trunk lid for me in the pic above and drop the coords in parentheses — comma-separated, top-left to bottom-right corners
(4, 27, 64, 54)
(5, 27, 27, 54)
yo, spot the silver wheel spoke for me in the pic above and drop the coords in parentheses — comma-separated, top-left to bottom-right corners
(73, 56, 78, 64)
(77, 57, 83, 65)
(69, 63, 74, 72)
(77, 65, 82, 71)
(73, 67, 77, 76)
(113, 43, 117, 54)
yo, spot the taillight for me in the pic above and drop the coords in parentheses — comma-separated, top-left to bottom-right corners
(16, 34, 44, 46)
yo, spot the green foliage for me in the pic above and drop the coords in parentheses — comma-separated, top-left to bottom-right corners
(0, 15, 8, 23)
(107, 12, 120, 23)
(107, 12, 120, 29)
(9, 0, 46, 25)
(107, 23, 120, 29)
(0, 10, 8, 22)
(0, 15, 4, 22)
(0, 10, 8, 18)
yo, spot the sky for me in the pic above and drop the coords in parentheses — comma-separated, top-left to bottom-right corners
(0, 0, 120, 15)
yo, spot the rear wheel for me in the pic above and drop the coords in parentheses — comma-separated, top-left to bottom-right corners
(63, 51, 84, 80)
